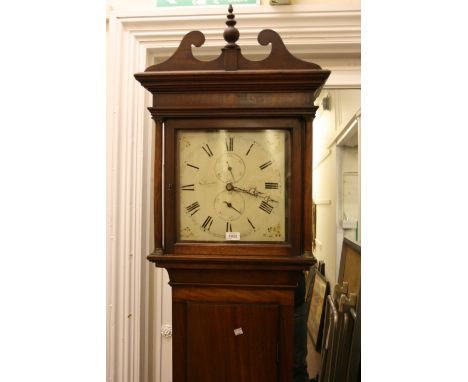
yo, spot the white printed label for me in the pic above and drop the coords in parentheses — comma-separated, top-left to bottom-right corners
(226, 232, 241, 240)
(234, 328, 243, 336)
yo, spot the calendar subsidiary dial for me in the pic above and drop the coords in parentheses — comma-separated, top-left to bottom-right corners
(177, 130, 289, 242)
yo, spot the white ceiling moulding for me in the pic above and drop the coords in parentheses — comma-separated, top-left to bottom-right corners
(115, 5, 361, 87)
(107, 5, 360, 382)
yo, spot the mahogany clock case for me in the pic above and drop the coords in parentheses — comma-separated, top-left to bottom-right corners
(165, 117, 304, 258)
(134, 7, 331, 382)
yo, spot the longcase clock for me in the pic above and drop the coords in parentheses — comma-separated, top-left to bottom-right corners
(135, 6, 330, 382)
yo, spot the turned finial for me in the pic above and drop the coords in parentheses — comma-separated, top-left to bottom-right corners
(223, 5, 239, 48)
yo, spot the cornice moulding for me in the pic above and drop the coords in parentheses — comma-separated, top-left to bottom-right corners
(111, 4, 360, 18)
(113, 6, 360, 34)
(111, 6, 360, 84)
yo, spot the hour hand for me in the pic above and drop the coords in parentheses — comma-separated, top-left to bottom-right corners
(226, 161, 235, 180)
(223, 200, 241, 214)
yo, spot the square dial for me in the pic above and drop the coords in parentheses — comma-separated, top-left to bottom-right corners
(176, 130, 290, 242)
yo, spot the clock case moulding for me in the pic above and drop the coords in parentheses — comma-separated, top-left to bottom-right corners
(134, 7, 330, 382)
(135, 6, 330, 259)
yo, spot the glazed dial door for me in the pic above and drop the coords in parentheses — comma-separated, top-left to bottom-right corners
(177, 130, 290, 242)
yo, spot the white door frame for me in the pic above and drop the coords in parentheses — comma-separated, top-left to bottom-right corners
(106, 5, 361, 382)
(335, 112, 361, 281)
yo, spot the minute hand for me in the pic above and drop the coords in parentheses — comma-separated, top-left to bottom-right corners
(232, 185, 278, 203)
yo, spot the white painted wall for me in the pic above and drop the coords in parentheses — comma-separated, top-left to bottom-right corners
(340, 146, 359, 241)
(312, 89, 360, 287)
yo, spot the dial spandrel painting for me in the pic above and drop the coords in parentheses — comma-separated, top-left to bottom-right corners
(177, 130, 290, 242)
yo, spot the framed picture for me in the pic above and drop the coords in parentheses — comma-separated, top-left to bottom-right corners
(338, 237, 361, 296)
(318, 259, 325, 276)
(346, 288, 361, 382)
(305, 260, 325, 306)
(304, 264, 315, 306)
(319, 295, 340, 381)
(307, 269, 330, 351)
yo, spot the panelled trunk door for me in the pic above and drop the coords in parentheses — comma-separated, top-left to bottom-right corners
(186, 303, 279, 382)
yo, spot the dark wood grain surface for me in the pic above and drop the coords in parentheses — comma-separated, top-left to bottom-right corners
(134, 6, 329, 382)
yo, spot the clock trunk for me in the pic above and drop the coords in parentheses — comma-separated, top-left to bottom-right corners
(135, 7, 330, 382)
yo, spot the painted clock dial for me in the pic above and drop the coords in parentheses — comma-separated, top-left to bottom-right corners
(177, 130, 290, 242)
